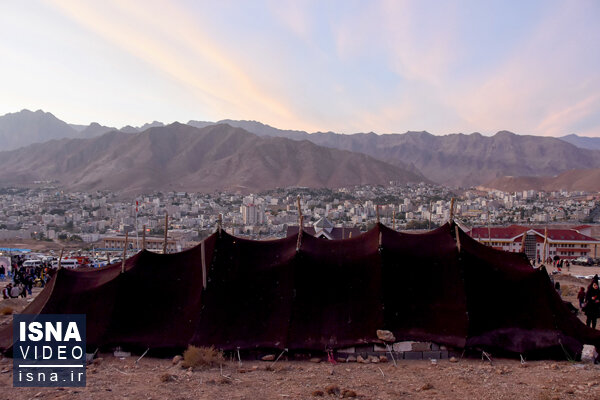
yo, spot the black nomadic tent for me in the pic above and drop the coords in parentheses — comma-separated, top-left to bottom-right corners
(2, 222, 598, 359)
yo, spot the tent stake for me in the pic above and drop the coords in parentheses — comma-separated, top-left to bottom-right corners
(386, 344, 397, 367)
(271, 348, 288, 370)
(136, 347, 150, 365)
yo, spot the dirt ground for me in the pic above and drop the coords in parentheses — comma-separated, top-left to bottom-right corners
(0, 354, 599, 400)
(0, 270, 599, 399)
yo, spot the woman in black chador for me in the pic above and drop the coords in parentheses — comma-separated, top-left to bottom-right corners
(584, 277, 600, 329)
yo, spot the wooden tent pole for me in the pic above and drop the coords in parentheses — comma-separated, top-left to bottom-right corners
(121, 231, 128, 274)
(201, 240, 207, 289)
(455, 225, 461, 253)
(449, 198, 455, 222)
(142, 224, 146, 250)
(163, 212, 168, 253)
(392, 208, 396, 230)
(521, 230, 527, 253)
(217, 213, 223, 236)
(542, 227, 548, 265)
(296, 215, 303, 251)
(487, 207, 492, 246)
(428, 201, 432, 230)
(58, 247, 64, 270)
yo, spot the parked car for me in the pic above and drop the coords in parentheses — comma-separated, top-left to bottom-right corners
(573, 257, 594, 266)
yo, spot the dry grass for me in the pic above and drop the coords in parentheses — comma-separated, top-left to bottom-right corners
(181, 345, 224, 370)
(0, 307, 13, 315)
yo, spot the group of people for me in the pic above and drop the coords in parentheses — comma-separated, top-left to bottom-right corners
(1, 259, 52, 299)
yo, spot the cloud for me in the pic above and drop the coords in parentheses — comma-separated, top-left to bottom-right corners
(46, 0, 321, 130)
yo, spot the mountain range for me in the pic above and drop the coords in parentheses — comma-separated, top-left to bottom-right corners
(0, 123, 424, 193)
(1, 109, 600, 192)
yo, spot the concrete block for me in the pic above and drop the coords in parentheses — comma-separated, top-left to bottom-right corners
(337, 347, 355, 354)
(431, 343, 440, 351)
(411, 342, 432, 351)
(393, 341, 414, 352)
(374, 344, 387, 352)
(423, 351, 441, 360)
(114, 351, 131, 358)
(440, 350, 449, 359)
(403, 351, 423, 360)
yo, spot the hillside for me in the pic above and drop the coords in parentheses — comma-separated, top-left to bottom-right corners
(0, 123, 425, 193)
(188, 121, 600, 187)
(482, 168, 600, 192)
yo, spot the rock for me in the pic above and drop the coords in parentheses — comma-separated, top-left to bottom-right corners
(160, 373, 177, 383)
(369, 355, 380, 363)
(449, 357, 458, 363)
(342, 389, 357, 398)
(309, 357, 321, 363)
(336, 357, 346, 363)
(325, 385, 341, 396)
(376, 330, 396, 342)
(550, 363, 559, 370)
(172, 355, 182, 365)
(357, 355, 368, 364)
(311, 390, 324, 397)
(419, 383, 433, 391)
(92, 358, 103, 366)
(581, 345, 598, 363)
(379, 355, 388, 363)
(261, 354, 275, 361)
(346, 355, 357, 363)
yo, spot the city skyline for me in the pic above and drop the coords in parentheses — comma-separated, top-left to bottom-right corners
(1, 1, 599, 137)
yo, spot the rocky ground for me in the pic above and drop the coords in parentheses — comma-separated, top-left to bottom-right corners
(0, 355, 599, 399)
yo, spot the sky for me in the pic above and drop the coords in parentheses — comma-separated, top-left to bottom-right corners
(0, 0, 599, 137)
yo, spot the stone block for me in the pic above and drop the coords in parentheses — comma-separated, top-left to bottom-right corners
(439, 350, 449, 359)
(355, 344, 374, 353)
(411, 342, 432, 351)
(423, 351, 441, 360)
(393, 341, 414, 352)
(403, 351, 423, 360)
(337, 347, 355, 354)
(431, 343, 440, 351)
(374, 344, 387, 352)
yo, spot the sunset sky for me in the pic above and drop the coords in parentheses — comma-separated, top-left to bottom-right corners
(1, 0, 599, 136)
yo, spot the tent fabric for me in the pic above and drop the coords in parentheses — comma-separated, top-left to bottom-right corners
(1, 222, 599, 359)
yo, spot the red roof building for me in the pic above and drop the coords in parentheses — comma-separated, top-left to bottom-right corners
(468, 225, 599, 260)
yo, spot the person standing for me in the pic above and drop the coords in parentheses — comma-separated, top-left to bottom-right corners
(584, 279, 600, 329)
